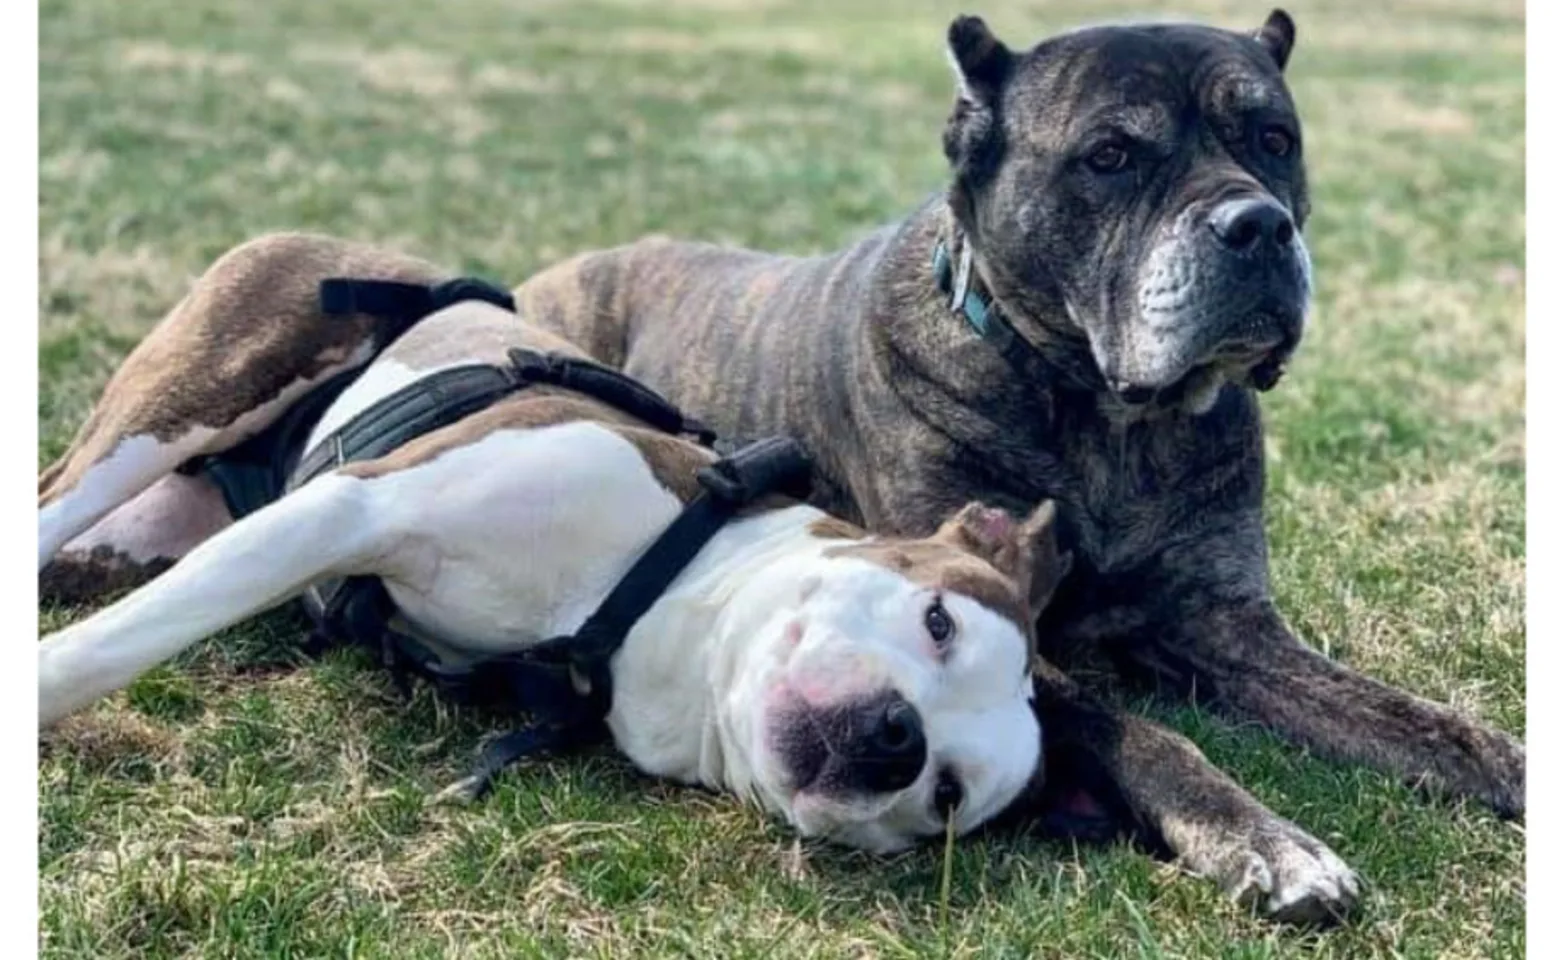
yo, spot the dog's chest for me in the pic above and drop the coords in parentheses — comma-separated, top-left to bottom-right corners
(1012, 388, 1264, 579)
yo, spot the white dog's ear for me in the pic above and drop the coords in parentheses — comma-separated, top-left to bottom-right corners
(936, 500, 1020, 567)
(937, 500, 1073, 614)
(1014, 500, 1073, 614)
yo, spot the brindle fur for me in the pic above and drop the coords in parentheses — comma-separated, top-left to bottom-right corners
(515, 8, 1524, 857)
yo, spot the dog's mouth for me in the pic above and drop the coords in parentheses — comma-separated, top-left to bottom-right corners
(1114, 313, 1300, 410)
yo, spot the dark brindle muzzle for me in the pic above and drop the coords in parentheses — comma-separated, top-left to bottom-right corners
(1116, 184, 1311, 407)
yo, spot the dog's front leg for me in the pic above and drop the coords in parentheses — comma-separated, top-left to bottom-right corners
(1024, 666, 1360, 924)
(1140, 598, 1525, 819)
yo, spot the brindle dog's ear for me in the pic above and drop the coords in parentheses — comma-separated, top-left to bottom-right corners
(944, 16, 1014, 206)
(946, 15, 1013, 104)
(1254, 9, 1296, 71)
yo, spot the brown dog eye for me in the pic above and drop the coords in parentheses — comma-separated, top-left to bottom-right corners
(924, 600, 954, 646)
(1086, 143, 1130, 174)
(1261, 127, 1294, 157)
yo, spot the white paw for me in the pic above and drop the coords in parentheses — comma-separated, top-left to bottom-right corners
(1221, 822, 1361, 925)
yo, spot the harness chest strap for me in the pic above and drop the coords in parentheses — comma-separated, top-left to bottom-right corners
(292, 277, 813, 801)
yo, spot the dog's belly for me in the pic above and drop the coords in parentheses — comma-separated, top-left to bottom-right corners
(292, 303, 688, 654)
(354, 420, 686, 656)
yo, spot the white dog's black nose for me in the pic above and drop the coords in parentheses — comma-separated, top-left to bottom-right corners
(858, 697, 927, 792)
(1209, 197, 1295, 252)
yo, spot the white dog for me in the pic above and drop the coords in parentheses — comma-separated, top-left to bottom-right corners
(38, 234, 1072, 852)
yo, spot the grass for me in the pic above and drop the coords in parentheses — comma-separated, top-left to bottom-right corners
(38, 0, 1524, 956)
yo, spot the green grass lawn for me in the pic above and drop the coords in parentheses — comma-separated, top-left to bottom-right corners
(38, 0, 1525, 956)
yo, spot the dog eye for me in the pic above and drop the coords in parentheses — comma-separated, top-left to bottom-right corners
(924, 599, 955, 646)
(934, 769, 964, 817)
(1260, 127, 1294, 157)
(1085, 143, 1131, 174)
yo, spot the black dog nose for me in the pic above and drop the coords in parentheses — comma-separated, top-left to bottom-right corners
(1208, 197, 1295, 252)
(857, 696, 927, 792)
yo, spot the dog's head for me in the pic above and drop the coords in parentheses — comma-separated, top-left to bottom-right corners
(724, 501, 1070, 852)
(943, 10, 1310, 411)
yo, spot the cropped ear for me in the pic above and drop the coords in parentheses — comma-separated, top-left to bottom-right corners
(943, 16, 1014, 197)
(1014, 500, 1073, 614)
(946, 15, 1014, 105)
(935, 501, 1019, 569)
(1254, 9, 1296, 71)
(936, 500, 1074, 615)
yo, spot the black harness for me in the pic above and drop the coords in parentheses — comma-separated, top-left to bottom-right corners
(195, 277, 814, 800)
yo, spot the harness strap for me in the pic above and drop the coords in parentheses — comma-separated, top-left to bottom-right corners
(509, 350, 718, 447)
(319, 276, 517, 321)
(287, 347, 716, 493)
(526, 436, 813, 671)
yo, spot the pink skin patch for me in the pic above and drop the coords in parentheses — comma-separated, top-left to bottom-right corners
(972, 506, 1015, 541)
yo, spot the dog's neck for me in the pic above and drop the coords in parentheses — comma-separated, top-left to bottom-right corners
(930, 204, 1103, 394)
(605, 502, 839, 817)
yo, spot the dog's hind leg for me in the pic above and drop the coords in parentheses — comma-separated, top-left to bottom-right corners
(38, 233, 448, 570)
(40, 472, 234, 605)
(38, 473, 385, 726)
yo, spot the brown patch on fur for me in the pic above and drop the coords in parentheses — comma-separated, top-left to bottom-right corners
(807, 515, 866, 541)
(825, 539, 1034, 661)
(40, 545, 173, 606)
(338, 387, 720, 504)
(41, 233, 452, 506)
(603, 424, 717, 503)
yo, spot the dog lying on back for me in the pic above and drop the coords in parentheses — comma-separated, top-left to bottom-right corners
(37, 235, 1074, 852)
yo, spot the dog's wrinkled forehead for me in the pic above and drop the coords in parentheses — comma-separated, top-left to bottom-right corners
(1006, 25, 1295, 148)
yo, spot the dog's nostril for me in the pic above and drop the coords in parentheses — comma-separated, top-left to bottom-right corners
(1230, 218, 1259, 249)
(1210, 198, 1294, 252)
(871, 698, 925, 758)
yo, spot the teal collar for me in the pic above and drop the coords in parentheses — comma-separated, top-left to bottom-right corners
(932, 238, 995, 335)
(932, 237, 1040, 375)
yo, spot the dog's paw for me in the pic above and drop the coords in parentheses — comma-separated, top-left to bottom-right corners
(1451, 727, 1525, 820)
(431, 774, 485, 806)
(1210, 820, 1361, 925)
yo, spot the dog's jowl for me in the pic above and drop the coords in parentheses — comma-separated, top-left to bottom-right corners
(38, 234, 1077, 855)
(517, 8, 1520, 923)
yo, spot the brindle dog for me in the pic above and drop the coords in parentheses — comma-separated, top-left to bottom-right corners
(515, 9, 1523, 917)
